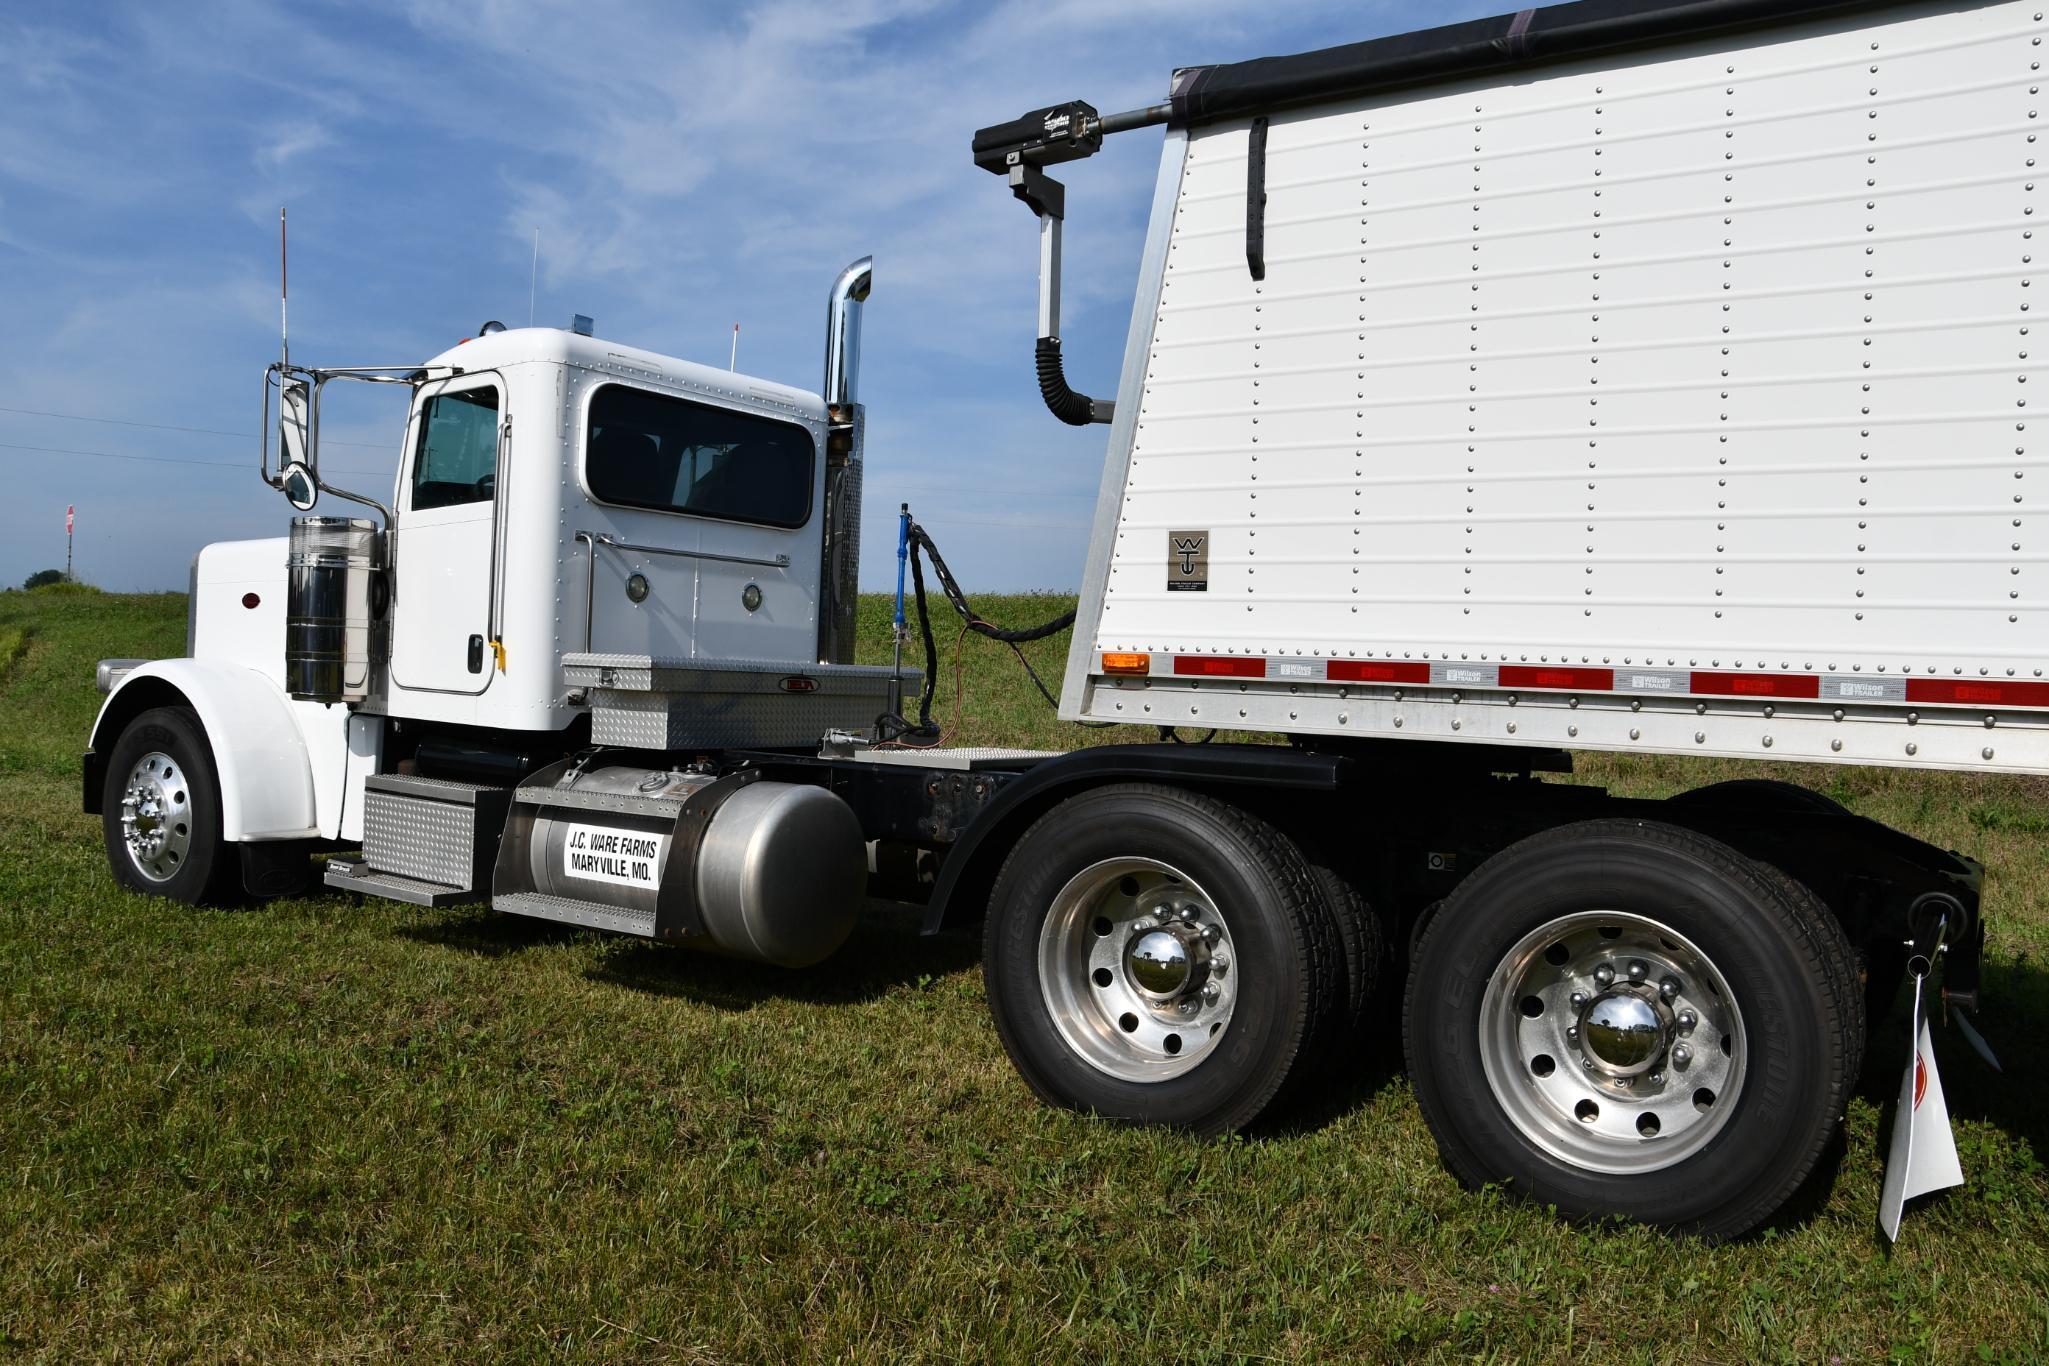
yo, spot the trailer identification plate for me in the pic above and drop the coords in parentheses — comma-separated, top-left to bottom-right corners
(562, 823, 667, 890)
(1168, 529, 1209, 592)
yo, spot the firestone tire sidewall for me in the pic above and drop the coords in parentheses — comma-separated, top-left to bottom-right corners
(1406, 826, 1844, 1237)
(984, 790, 1314, 1135)
(101, 707, 228, 905)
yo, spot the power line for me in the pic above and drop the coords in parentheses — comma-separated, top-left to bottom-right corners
(0, 404, 391, 450)
(0, 439, 388, 478)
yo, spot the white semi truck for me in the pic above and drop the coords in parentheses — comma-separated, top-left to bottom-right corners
(86, 0, 2028, 1239)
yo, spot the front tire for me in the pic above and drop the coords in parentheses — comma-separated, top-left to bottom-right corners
(983, 784, 1339, 1134)
(100, 706, 232, 904)
(1404, 819, 1858, 1240)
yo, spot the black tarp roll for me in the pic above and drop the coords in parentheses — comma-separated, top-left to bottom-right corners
(1170, 0, 1904, 127)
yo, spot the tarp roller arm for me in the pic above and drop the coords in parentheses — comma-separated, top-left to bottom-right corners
(972, 99, 1169, 428)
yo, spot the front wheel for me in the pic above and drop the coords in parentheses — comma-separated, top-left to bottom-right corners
(1404, 819, 1859, 1240)
(982, 783, 1339, 1134)
(100, 706, 232, 904)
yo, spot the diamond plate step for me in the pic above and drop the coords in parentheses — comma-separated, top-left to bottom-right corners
(362, 775, 511, 891)
(324, 859, 478, 907)
(494, 891, 658, 938)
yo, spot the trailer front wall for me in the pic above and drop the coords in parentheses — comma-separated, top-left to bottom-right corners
(1070, 0, 2049, 772)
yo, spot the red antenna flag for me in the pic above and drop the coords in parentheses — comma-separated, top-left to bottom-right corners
(66, 505, 74, 533)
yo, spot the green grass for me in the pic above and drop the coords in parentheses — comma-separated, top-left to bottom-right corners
(1, 585, 2045, 1360)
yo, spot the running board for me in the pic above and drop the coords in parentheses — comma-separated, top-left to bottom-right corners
(494, 890, 657, 938)
(324, 858, 478, 907)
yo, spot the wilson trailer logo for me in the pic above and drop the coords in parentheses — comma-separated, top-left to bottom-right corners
(1168, 530, 1209, 592)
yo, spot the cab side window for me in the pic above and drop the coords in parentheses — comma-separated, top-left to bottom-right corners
(409, 387, 500, 511)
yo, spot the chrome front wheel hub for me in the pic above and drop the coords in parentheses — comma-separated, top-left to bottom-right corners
(1479, 911, 1745, 1174)
(1038, 857, 1238, 1082)
(119, 751, 193, 883)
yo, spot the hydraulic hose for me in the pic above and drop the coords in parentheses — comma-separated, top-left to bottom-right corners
(1036, 336, 1113, 426)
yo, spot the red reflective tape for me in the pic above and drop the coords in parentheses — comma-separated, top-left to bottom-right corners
(1906, 677, 2049, 709)
(1326, 660, 1431, 685)
(1498, 665, 1614, 692)
(1172, 655, 1266, 679)
(1690, 671, 1820, 700)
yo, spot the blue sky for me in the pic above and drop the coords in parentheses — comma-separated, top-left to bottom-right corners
(0, 0, 1490, 593)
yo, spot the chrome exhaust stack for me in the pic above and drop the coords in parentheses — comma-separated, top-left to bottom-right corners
(823, 256, 872, 420)
(818, 257, 872, 665)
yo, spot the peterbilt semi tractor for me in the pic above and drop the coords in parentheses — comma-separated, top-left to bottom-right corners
(85, 0, 2031, 1239)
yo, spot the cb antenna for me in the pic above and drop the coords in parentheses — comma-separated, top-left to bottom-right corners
(279, 206, 289, 370)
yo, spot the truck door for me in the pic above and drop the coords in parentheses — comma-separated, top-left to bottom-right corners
(390, 375, 504, 695)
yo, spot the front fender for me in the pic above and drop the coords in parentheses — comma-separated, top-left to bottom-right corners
(87, 660, 319, 841)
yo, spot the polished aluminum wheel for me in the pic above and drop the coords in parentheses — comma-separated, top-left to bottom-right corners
(1477, 911, 1745, 1174)
(119, 750, 193, 883)
(1036, 857, 1237, 1082)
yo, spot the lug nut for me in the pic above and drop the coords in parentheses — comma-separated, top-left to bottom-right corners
(1660, 976, 1681, 1001)
(1212, 955, 1229, 976)
(1628, 960, 1649, 984)
(1677, 1009, 1697, 1033)
(1672, 1044, 1693, 1069)
(1153, 905, 1173, 921)
(1594, 964, 1616, 987)
(1569, 991, 1589, 1011)
(1567, 1025, 1579, 1043)
(1202, 982, 1221, 1004)
(1201, 924, 1222, 946)
(1648, 1071, 1665, 1085)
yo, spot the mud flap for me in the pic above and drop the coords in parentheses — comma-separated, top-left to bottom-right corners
(1878, 971, 1965, 1242)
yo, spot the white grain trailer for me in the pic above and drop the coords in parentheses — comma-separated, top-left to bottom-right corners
(86, 0, 2022, 1240)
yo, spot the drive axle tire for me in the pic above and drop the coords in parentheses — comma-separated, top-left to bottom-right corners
(101, 706, 232, 905)
(1403, 819, 1858, 1240)
(982, 783, 1339, 1134)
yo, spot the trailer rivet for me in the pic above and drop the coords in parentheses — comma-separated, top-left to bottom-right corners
(1506, 722, 1517, 734)
(1696, 732, 1707, 744)
(1906, 742, 1919, 756)
(1762, 736, 1773, 748)
(1984, 747, 1996, 760)
(1568, 725, 1579, 737)
(1831, 739, 1844, 752)
(1338, 713, 1349, 724)
(1985, 715, 1997, 728)
(1393, 717, 1404, 728)
(1629, 728, 1640, 740)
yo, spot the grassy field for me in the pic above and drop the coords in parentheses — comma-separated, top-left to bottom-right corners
(1, 582, 2045, 1361)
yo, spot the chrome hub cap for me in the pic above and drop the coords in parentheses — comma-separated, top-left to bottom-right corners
(119, 751, 192, 883)
(1581, 989, 1669, 1076)
(1479, 911, 1745, 1173)
(1037, 857, 1237, 1081)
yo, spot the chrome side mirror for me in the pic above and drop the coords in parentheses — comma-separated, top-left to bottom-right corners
(281, 460, 318, 511)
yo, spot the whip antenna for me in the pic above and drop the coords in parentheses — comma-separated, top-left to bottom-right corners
(279, 206, 289, 370)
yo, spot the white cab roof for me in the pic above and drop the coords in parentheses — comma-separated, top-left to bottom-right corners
(419, 326, 827, 423)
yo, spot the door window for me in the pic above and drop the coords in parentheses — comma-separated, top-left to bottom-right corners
(409, 386, 500, 511)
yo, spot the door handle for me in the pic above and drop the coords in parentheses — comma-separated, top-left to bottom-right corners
(467, 634, 484, 673)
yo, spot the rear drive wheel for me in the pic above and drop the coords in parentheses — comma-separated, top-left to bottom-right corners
(1404, 819, 1858, 1239)
(983, 784, 1339, 1134)
(101, 706, 232, 904)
